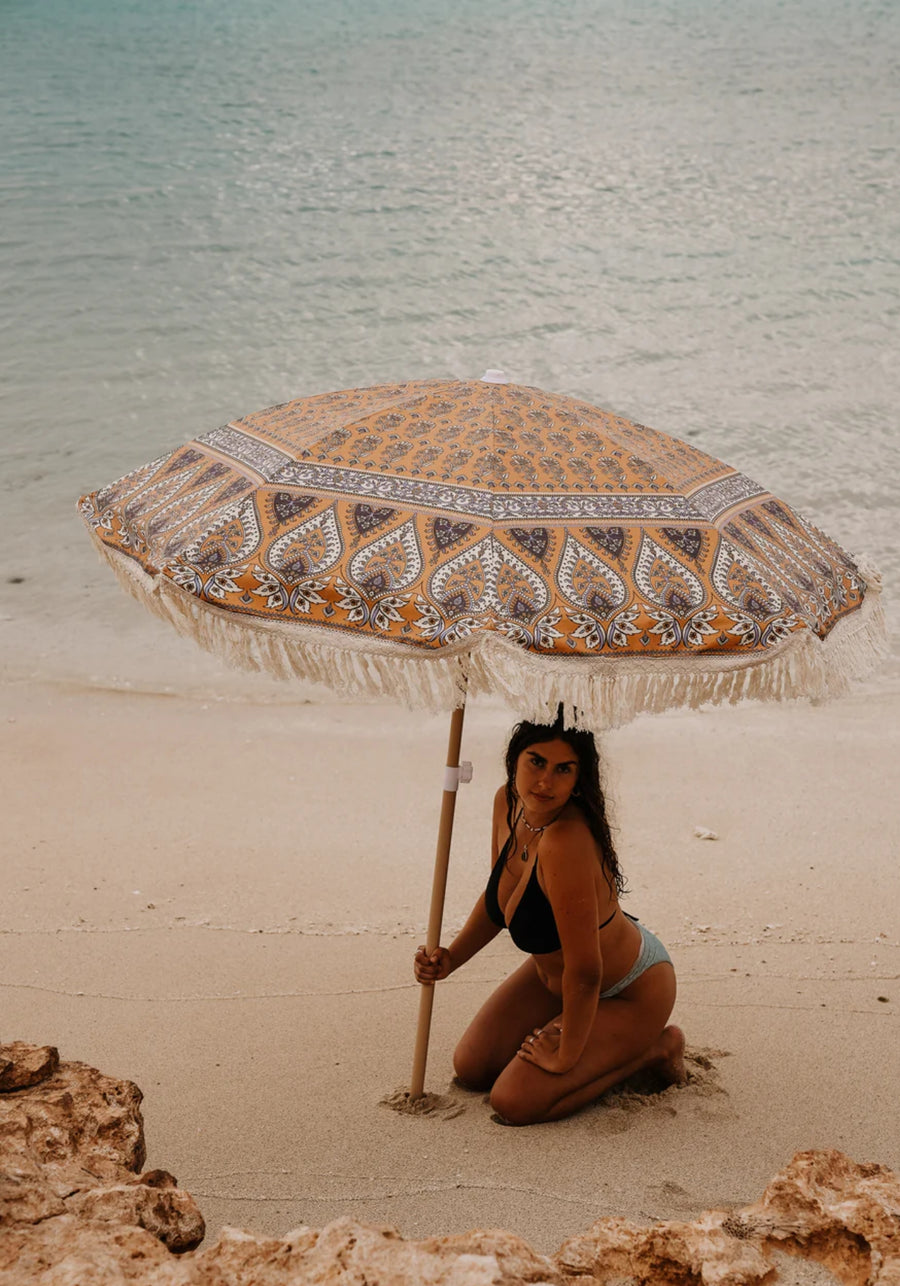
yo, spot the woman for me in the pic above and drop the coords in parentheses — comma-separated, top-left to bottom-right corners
(414, 713, 685, 1125)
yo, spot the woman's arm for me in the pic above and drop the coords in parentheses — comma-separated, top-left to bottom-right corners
(414, 786, 508, 984)
(520, 822, 602, 1073)
(414, 895, 501, 982)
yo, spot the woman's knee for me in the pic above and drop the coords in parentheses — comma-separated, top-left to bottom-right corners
(489, 1071, 551, 1126)
(452, 1038, 496, 1091)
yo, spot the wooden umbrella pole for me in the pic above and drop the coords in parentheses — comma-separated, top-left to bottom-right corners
(409, 699, 468, 1099)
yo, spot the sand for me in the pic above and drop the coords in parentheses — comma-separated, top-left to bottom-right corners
(2, 675, 898, 1253)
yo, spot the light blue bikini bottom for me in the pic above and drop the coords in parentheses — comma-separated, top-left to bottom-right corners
(599, 919, 672, 999)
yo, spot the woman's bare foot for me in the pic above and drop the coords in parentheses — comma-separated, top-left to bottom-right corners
(649, 1024, 687, 1086)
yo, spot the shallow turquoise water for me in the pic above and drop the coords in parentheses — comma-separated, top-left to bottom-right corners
(1, 0, 897, 690)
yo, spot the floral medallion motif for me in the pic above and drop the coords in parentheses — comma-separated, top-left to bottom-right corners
(351, 503, 396, 538)
(146, 481, 227, 543)
(121, 467, 197, 526)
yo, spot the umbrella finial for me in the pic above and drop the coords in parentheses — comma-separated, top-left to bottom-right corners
(481, 369, 509, 383)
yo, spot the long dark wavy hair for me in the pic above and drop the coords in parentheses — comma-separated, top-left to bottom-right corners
(504, 709, 626, 897)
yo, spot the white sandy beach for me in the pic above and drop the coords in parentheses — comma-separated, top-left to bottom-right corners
(2, 675, 898, 1253)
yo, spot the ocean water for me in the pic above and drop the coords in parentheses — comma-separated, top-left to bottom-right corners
(1, 0, 897, 697)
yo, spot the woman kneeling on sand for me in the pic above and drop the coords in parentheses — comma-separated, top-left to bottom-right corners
(414, 713, 685, 1125)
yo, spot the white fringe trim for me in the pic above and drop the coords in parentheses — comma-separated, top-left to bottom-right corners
(92, 536, 888, 729)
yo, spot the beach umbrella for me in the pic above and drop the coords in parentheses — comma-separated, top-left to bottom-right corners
(78, 373, 885, 1096)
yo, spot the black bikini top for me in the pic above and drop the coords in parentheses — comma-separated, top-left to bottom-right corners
(484, 824, 618, 955)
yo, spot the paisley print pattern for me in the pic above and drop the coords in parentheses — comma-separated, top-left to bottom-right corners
(635, 536, 706, 612)
(711, 541, 785, 620)
(79, 378, 869, 661)
(348, 518, 422, 595)
(558, 536, 628, 614)
(267, 506, 343, 579)
(183, 497, 262, 573)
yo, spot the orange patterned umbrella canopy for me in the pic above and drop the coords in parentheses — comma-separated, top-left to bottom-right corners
(79, 376, 883, 725)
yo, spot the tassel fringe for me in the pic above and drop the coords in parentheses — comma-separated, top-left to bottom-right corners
(93, 535, 889, 730)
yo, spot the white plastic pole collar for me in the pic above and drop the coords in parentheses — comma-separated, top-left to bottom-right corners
(443, 762, 474, 792)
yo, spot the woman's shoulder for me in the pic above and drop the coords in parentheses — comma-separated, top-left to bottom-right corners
(550, 805, 593, 838)
(540, 810, 597, 866)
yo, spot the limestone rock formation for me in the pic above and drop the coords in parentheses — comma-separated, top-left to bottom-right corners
(190, 1219, 564, 1285)
(0, 1042, 59, 1092)
(555, 1148, 900, 1285)
(2, 1040, 899, 1284)
(0, 1040, 205, 1265)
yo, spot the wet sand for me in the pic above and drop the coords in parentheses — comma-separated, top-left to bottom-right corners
(2, 677, 898, 1251)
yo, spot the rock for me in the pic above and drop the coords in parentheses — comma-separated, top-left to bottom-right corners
(740, 1148, 900, 1285)
(2, 1041, 900, 1285)
(192, 1219, 558, 1285)
(556, 1210, 773, 1285)
(419, 1227, 565, 1283)
(67, 1174, 206, 1253)
(0, 1216, 183, 1284)
(188, 1225, 319, 1285)
(0, 1057, 145, 1174)
(0, 1042, 59, 1091)
(0, 1042, 204, 1268)
(0, 1153, 67, 1226)
(554, 1149, 900, 1285)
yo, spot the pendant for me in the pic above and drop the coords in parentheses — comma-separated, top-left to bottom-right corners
(521, 843, 529, 863)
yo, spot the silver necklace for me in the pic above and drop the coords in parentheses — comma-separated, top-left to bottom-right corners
(520, 815, 547, 835)
(517, 811, 555, 862)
